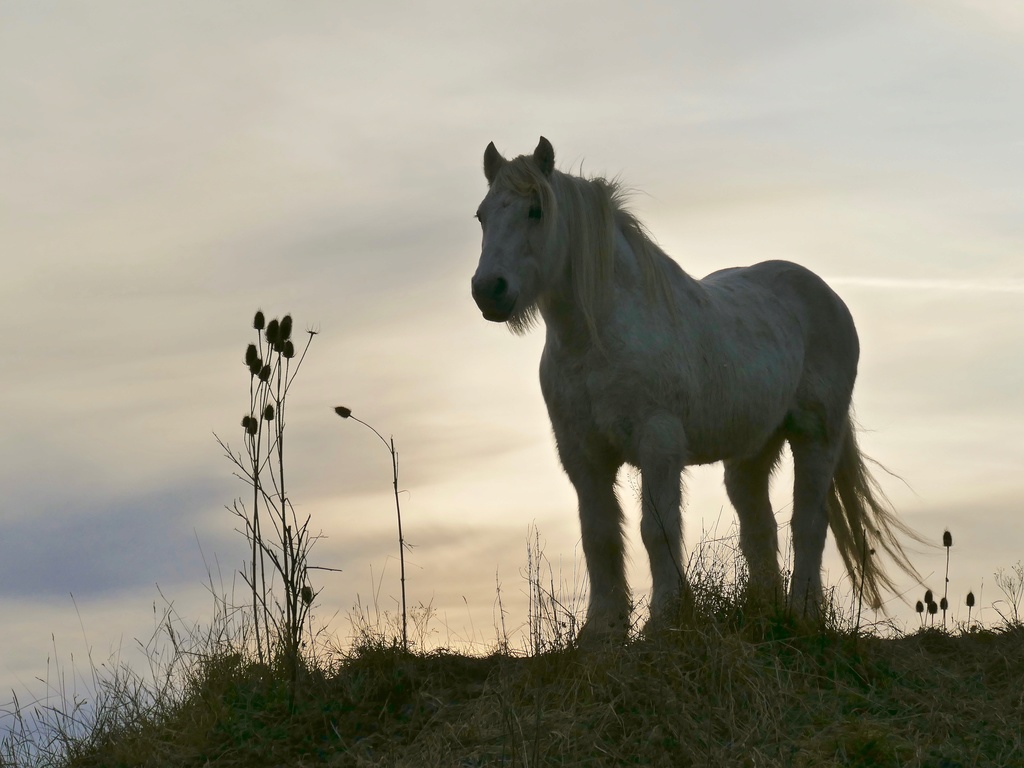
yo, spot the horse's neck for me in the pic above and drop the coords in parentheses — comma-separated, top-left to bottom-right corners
(540, 221, 704, 351)
(538, 288, 592, 352)
(611, 223, 707, 328)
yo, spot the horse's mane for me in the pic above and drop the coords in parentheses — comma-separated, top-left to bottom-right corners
(494, 157, 671, 339)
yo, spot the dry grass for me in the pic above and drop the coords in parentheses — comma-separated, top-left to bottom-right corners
(6, 314, 1021, 766)
(4, 564, 1023, 768)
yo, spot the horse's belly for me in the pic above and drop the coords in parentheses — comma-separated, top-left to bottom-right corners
(590, 368, 793, 467)
(682, 416, 785, 465)
(541, 342, 797, 468)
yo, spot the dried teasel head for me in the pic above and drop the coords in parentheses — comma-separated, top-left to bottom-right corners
(966, 591, 975, 608)
(259, 364, 271, 382)
(940, 597, 948, 611)
(915, 600, 924, 614)
(266, 318, 280, 345)
(279, 314, 293, 342)
(928, 601, 938, 616)
(924, 589, 933, 605)
(253, 310, 265, 331)
(301, 585, 314, 605)
(943, 530, 953, 548)
(334, 406, 352, 419)
(263, 404, 275, 421)
(245, 343, 259, 367)
(283, 340, 295, 359)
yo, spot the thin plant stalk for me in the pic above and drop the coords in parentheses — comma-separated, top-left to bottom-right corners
(390, 435, 407, 653)
(854, 533, 871, 637)
(336, 409, 408, 652)
(942, 530, 953, 629)
(216, 311, 324, 707)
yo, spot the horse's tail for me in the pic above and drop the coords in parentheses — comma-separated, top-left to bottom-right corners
(827, 415, 924, 610)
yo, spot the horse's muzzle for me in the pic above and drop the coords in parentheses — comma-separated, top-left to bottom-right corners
(471, 274, 516, 322)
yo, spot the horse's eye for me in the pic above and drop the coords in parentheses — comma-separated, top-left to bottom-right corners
(528, 205, 542, 220)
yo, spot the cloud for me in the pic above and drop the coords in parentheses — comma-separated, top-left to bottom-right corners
(2, 0, 1023, 716)
(0, 478, 231, 600)
(827, 276, 1024, 293)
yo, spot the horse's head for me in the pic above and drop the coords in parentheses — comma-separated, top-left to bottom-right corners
(471, 136, 558, 334)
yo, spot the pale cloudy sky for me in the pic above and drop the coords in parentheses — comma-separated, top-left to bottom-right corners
(3, 0, 1024, 709)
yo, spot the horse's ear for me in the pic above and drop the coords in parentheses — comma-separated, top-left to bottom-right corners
(483, 141, 506, 185)
(533, 136, 554, 176)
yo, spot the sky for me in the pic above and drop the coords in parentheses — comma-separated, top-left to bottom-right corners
(3, 0, 1024, 718)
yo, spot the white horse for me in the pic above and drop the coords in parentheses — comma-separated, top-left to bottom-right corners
(471, 137, 920, 642)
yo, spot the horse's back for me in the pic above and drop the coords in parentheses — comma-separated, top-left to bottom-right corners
(702, 260, 857, 356)
(702, 259, 860, 425)
(704, 259, 843, 306)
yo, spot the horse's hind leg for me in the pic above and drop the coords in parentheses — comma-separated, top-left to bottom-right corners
(788, 427, 844, 616)
(724, 433, 785, 605)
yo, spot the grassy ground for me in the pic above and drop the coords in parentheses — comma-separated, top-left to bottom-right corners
(6, 317, 1020, 766)
(4, 579, 1023, 768)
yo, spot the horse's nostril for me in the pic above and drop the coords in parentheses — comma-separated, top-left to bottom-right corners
(493, 277, 507, 297)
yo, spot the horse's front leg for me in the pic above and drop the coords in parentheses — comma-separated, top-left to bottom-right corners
(638, 414, 689, 629)
(563, 448, 629, 646)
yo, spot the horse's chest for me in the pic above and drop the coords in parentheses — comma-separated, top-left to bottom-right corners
(540, 353, 653, 447)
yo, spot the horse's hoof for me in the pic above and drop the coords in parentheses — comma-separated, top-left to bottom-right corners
(576, 616, 627, 649)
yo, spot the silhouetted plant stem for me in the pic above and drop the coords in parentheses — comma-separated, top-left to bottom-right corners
(336, 408, 408, 652)
(250, 430, 266, 665)
(942, 530, 953, 629)
(390, 435, 407, 653)
(217, 312, 325, 710)
(854, 532, 871, 637)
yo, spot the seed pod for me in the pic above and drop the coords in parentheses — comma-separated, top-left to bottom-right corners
(279, 314, 293, 341)
(283, 340, 295, 359)
(245, 344, 259, 367)
(334, 406, 352, 419)
(248, 358, 262, 377)
(259, 364, 271, 382)
(253, 310, 265, 331)
(940, 597, 948, 611)
(915, 600, 924, 614)
(924, 589, 933, 605)
(943, 530, 953, 548)
(266, 319, 280, 344)
(928, 601, 938, 616)
(263, 404, 275, 421)
(301, 585, 314, 605)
